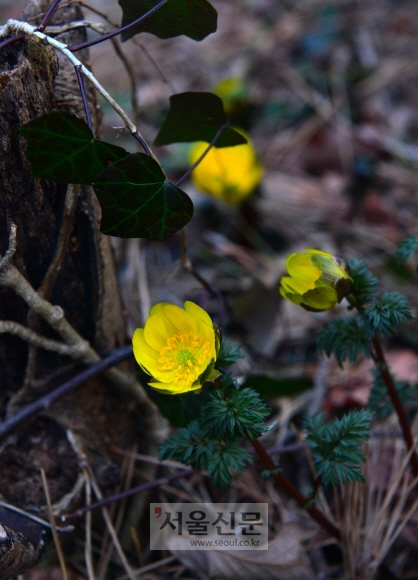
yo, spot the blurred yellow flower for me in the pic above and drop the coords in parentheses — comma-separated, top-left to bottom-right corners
(213, 77, 248, 115)
(132, 301, 220, 394)
(279, 249, 352, 311)
(188, 129, 263, 205)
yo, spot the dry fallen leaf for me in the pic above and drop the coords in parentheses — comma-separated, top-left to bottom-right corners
(167, 521, 316, 580)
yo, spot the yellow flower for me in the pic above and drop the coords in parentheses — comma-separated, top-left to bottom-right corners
(279, 249, 353, 311)
(132, 301, 220, 394)
(188, 129, 263, 205)
(213, 77, 248, 115)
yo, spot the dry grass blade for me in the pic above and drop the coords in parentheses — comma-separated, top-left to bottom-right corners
(40, 468, 69, 580)
(87, 469, 137, 580)
(336, 429, 418, 580)
(84, 473, 95, 580)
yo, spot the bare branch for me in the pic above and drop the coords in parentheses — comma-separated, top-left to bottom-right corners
(0, 320, 85, 357)
(0, 222, 17, 271)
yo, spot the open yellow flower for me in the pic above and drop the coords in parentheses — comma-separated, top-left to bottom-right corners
(132, 301, 220, 394)
(188, 129, 263, 205)
(279, 249, 352, 311)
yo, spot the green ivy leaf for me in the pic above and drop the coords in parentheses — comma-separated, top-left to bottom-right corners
(19, 111, 128, 184)
(93, 153, 193, 241)
(120, 0, 217, 42)
(242, 375, 313, 399)
(154, 92, 247, 147)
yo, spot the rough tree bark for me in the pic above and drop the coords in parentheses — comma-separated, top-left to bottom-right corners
(0, 2, 157, 576)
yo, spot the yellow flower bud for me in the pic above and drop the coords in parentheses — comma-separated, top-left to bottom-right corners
(132, 301, 221, 395)
(279, 249, 352, 312)
(188, 129, 263, 205)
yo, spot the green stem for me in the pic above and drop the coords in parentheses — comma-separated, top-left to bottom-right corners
(249, 437, 341, 540)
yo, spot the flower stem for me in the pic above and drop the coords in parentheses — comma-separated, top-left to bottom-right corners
(249, 437, 340, 540)
(347, 293, 418, 476)
(371, 334, 418, 476)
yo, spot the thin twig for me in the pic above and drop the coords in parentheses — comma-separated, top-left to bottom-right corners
(68, 0, 168, 53)
(174, 123, 227, 187)
(75, 65, 93, 131)
(63, 469, 194, 520)
(0, 33, 25, 51)
(0, 320, 84, 356)
(41, 469, 68, 580)
(0, 500, 73, 533)
(0, 345, 133, 441)
(38, 0, 176, 93)
(116, 556, 176, 580)
(37, 0, 64, 32)
(0, 222, 17, 270)
(372, 334, 418, 477)
(23, 184, 80, 391)
(83, 474, 96, 580)
(2, 20, 153, 156)
(88, 470, 137, 580)
(110, 37, 140, 126)
(249, 437, 341, 540)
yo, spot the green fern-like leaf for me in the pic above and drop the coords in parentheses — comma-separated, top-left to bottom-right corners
(216, 339, 245, 368)
(368, 367, 418, 419)
(317, 317, 370, 367)
(363, 292, 413, 337)
(207, 442, 252, 488)
(159, 421, 211, 469)
(395, 235, 418, 267)
(304, 410, 371, 486)
(347, 258, 378, 307)
(200, 387, 270, 440)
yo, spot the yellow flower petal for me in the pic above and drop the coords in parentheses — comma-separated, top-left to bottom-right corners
(184, 301, 213, 328)
(161, 303, 198, 334)
(286, 253, 321, 285)
(143, 315, 170, 351)
(279, 249, 352, 312)
(188, 129, 263, 205)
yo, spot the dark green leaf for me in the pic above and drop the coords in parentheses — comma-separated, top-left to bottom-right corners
(19, 110, 128, 184)
(242, 375, 313, 399)
(93, 153, 193, 241)
(154, 92, 247, 147)
(120, 0, 217, 42)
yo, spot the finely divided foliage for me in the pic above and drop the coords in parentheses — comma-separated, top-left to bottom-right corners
(216, 339, 245, 368)
(368, 367, 418, 419)
(159, 420, 252, 488)
(304, 410, 372, 486)
(200, 387, 270, 440)
(347, 258, 378, 308)
(317, 317, 370, 367)
(362, 292, 413, 337)
(395, 235, 418, 267)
